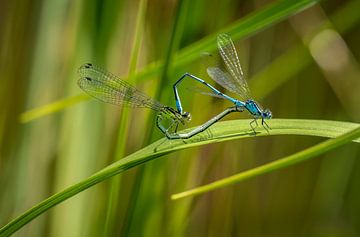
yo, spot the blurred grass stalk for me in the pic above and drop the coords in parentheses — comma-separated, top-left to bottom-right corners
(3, 0, 360, 236)
(289, 3, 360, 233)
(103, 0, 148, 235)
(249, 0, 360, 101)
(48, 0, 107, 236)
(124, 0, 191, 236)
(289, 1, 360, 120)
(19, 0, 319, 124)
(14, 0, 85, 236)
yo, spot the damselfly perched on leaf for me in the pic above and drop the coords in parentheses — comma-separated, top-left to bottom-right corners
(173, 33, 272, 133)
(78, 63, 234, 139)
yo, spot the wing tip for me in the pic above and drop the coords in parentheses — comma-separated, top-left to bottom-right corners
(217, 33, 231, 45)
(78, 63, 94, 76)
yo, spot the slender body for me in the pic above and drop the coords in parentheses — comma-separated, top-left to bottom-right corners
(173, 33, 272, 132)
(78, 63, 230, 139)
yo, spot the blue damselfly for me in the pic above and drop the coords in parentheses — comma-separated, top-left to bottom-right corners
(173, 33, 272, 133)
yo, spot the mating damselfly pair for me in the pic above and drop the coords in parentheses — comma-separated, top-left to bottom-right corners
(78, 34, 272, 139)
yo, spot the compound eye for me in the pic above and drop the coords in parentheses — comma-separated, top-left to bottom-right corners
(266, 110, 272, 119)
(183, 112, 192, 121)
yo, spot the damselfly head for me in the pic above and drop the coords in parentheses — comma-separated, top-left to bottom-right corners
(262, 109, 272, 119)
(182, 111, 192, 121)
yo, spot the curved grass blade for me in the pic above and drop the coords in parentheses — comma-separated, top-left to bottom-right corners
(1, 119, 359, 236)
(172, 125, 360, 200)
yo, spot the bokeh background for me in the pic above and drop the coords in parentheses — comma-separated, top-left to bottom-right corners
(1, 0, 360, 236)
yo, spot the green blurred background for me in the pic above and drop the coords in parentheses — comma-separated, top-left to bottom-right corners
(1, 0, 360, 236)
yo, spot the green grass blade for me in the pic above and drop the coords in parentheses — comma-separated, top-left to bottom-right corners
(19, 94, 89, 123)
(125, 1, 191, 235)
(0, 118, 359, 236)
(178, 1, 318, 64)
(171, 126, 360, 200)
(19, 0, 318, 123)
(138, 0, 319, 80)
(103, 0, 149, 235)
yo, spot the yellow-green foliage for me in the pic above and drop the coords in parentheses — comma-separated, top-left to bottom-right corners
(1, 1, 360, 237)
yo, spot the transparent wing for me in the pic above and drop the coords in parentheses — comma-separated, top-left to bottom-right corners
(202, 52, 242, 95)
(78, 63, 164, 110)
(207, 67, 242, 95)
(217, 33, 251, 99)
(187, 86, 227, 99)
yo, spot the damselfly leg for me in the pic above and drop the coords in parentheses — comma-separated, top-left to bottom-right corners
(250, 118, 258, 134)
(262, 118, 271, 133)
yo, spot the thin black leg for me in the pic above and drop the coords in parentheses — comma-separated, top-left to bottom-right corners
(174, 122, 179, 133)
(250, 118, 258, 134)
(262, 118, 271, 133)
